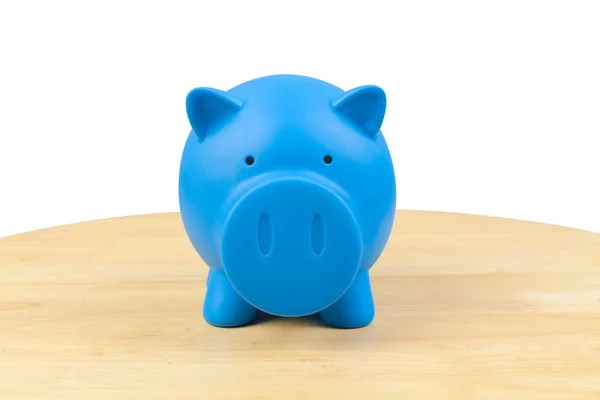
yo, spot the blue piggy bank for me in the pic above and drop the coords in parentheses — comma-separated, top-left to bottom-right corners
(179, 74, 396, 329)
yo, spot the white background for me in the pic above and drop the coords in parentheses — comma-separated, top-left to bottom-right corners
(1, 0, 599, 238)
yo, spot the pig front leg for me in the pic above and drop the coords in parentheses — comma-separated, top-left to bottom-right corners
(319, 269, 375, 329)
(203, 268, 258, 327)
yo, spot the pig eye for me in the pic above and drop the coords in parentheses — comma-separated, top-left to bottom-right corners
(245, 156, 255, 166)
(323, 155, 333, 165)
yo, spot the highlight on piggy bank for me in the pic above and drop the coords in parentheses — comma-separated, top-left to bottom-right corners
(178, 74, 396, 329)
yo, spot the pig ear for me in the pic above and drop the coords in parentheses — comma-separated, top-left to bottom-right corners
(331, 85, 387, 139)
(185, 87, 243, 140)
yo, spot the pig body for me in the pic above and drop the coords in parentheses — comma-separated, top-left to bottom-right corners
(179, 74, 396, 328)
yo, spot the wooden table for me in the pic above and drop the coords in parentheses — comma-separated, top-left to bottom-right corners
(1, 211, 600, 399)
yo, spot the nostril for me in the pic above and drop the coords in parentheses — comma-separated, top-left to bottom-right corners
(257, 213, 272, 256)
(311, 214, 325, 256)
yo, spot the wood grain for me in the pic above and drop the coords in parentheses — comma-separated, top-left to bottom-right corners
(1, 210, 600, 399)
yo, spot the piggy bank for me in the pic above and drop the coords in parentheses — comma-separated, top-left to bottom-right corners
(178, 74, 396, 329)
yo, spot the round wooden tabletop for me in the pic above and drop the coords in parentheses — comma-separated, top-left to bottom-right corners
(1, 211, 600, 399)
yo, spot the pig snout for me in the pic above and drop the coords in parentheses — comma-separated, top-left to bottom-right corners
(220, 174, 362, 317)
